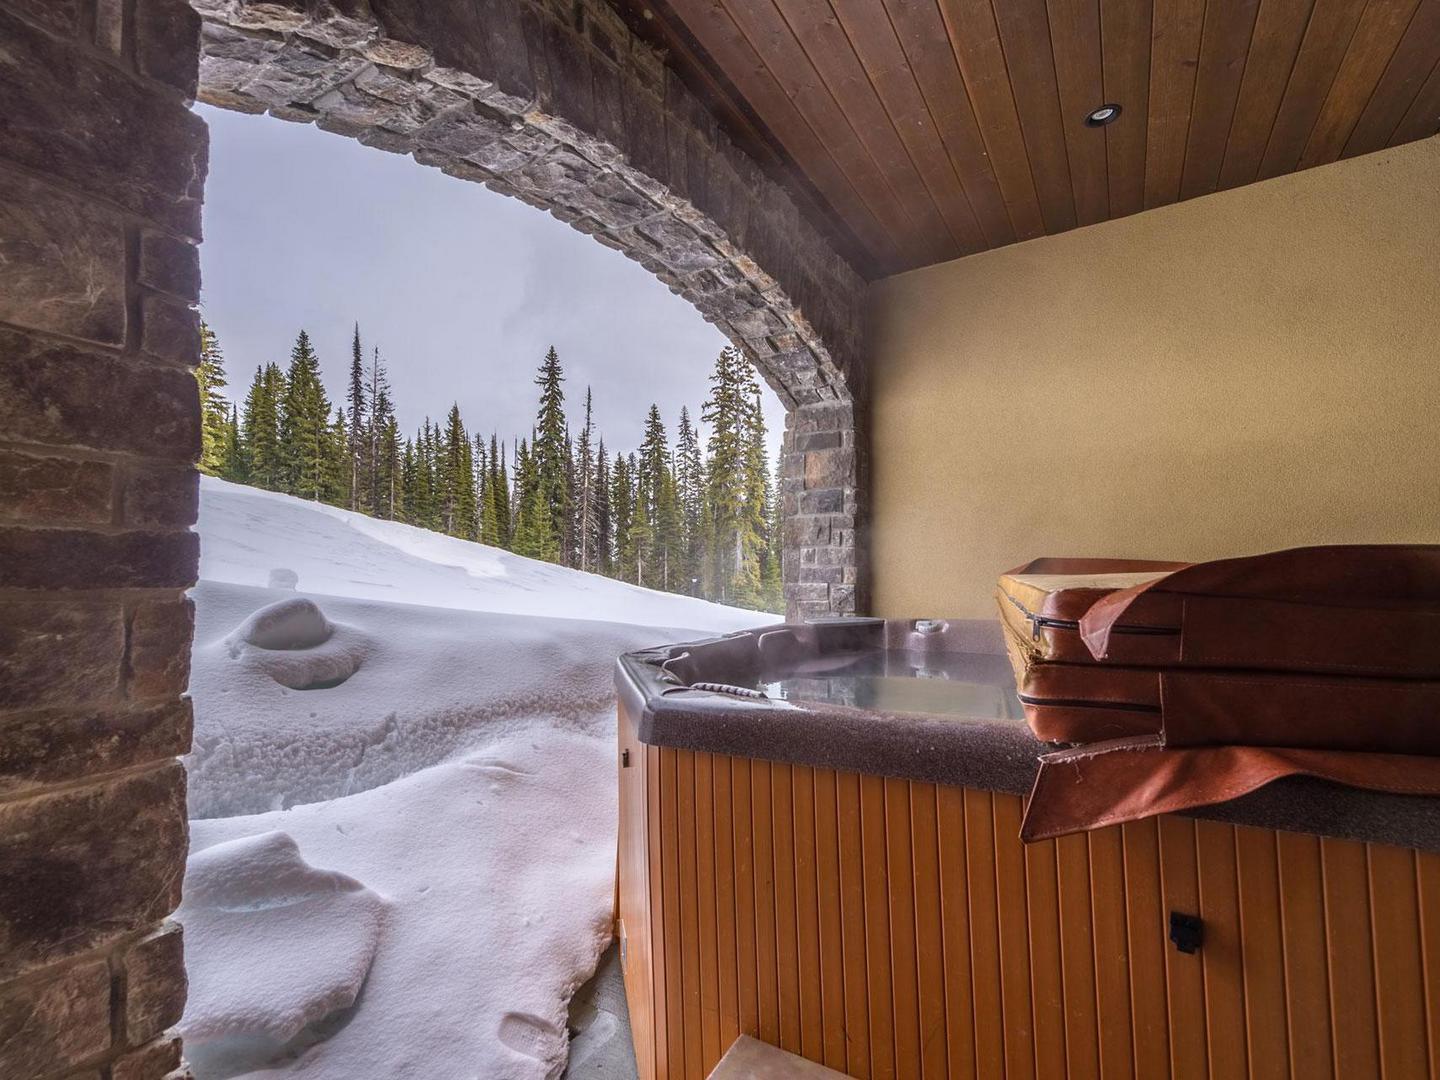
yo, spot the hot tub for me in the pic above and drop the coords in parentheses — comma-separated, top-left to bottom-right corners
(615, 617, 1439, 1080)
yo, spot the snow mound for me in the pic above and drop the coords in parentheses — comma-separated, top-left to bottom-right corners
(229, 597, 334, 651)
(178, 831, 386, 1078)
(183, 729, 617, 1080)
(222, 597, 367, 692)
(267, 568, 299, 590)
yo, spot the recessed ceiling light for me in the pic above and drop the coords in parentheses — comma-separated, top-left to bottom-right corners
(1085, 104, 1122, 127)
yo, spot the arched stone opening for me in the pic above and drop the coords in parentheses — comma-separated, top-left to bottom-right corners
(193, 0, 868, 618)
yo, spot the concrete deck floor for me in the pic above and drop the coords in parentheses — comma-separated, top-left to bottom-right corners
(563, 943, 638, 1079)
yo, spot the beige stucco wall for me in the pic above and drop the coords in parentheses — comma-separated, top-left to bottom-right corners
(869, 136, 1440, 619)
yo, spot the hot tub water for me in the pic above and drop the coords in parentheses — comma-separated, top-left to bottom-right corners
(754, 648, 1024, 720)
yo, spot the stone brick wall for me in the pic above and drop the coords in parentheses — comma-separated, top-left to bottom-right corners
(0, 0, 203, 1076)
(192, 0, 869, 617)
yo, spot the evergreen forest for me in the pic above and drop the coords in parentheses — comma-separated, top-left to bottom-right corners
(197, 322, 784, 612)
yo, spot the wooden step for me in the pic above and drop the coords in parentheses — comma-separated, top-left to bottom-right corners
(706, 1036, 852, 1079)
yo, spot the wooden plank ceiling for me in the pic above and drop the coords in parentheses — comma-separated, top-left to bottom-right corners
(614, 0, 1440, 278)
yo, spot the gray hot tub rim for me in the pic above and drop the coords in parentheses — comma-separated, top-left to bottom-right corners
(617, 617, 1440, 856)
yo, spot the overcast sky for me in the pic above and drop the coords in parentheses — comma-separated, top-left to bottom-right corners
(196, 103, 785, 461)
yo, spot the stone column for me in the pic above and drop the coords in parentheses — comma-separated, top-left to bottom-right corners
(782, 401, 863, 620)
(0, 1, 204, 1076)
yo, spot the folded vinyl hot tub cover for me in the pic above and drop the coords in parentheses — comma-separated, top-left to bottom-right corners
(1003, 545, 1440, 840)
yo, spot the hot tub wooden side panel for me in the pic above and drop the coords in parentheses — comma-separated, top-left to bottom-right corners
(618, 701, 657, 1080)
(618, 734, 1440, 1079)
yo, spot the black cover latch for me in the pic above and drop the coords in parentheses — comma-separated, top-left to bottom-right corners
(621, 749, 631, 768)
(1169, 911, 1203, 954)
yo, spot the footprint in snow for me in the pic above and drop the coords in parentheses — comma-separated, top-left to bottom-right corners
(223, 596, 369, 691)
(496, 1012, 562, 1061)
(462, 757, 536, 780)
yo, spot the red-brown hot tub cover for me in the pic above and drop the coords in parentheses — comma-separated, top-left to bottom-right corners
(1021, 741, 1440, 840)
(1005, 545, 1440, 841)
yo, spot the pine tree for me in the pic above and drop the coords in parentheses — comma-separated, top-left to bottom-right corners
(279, 330, 334, 501)
(373, 412, 401, 520)
(413, 419, 439, 529)
(238, 367, 262, 485)
(460, 436, 478, 540)
(326, 407, 349, 507)
(675, 406, 706, 593)
(511, 437, 540, 557)
(217, 409, 237, 481)
(222, 404, 245, 482)
(496, 437, 512, 548)
(636, 406, 663, 509)
(593, 438, 612, 576)
(242, 362, 286, 491)
(698, 495, 717, 599)
(413, 423, 429, 526)
(439, 407, 459, 534)
(575, 389, 597, 572)
(366, 348, 394, 516)
(761, 446, 784, 612)
(700, 347, 749, 601)
(528, 347, 570, 563)
(481, 435, 511, 548)
(642, 407, 685, 592)
(439, 404, 477, 539)
(196, 321, 231, 476)
(347, 324, 366, 511)
(427, 421, 442, 529)
(473, 433, 488, 540)
(610, 451, 633, 582)
(653, 467, 683, 591)
(563, 424, 577, 567)
(399, 438, 419, 524)
(735, 378, 772, 609)
(626, 452, 652, 587)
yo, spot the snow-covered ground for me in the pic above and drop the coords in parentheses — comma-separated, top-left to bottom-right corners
(180, 478, 769, 1079)
(197, 479, 747, 628)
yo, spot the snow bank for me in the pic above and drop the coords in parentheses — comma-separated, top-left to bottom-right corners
(183, 478, 772, 1077)
(181, 729, 617, 1080)
(187, 580, 727, 818)
(178, 832, 386, 1077)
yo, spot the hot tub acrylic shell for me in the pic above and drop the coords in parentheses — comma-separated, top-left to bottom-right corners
(614, 618, 1440, 1080)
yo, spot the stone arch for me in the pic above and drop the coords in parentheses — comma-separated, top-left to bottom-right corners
(192, 0, 867, 617)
